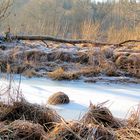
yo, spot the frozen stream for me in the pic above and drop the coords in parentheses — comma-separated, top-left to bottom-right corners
(0, 75, 140, 120)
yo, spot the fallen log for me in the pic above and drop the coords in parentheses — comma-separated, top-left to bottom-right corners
(10, 35, 115, 46)
(1, 35, 140, 47)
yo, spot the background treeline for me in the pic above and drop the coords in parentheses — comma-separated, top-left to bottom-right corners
(0, 0, 140, 43)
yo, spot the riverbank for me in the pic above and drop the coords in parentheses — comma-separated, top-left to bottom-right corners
(0, 40, 139, 83)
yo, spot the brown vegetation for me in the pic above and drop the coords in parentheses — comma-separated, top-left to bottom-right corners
(1, 0, 140, 43)
(0, 120, 47, 140)
(115, 53, 140, 77)
(116, 105, 140, 140)
(47, 121, 116, 140)
(48, 67, 79, 80)
(48, 92, 70, 105)
(0, 40, 139, 82)
(0, 100, 61, 131)
(81, 103, 122, 128)
(1, 99, 140, 140)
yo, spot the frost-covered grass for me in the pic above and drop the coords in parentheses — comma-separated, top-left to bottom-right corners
(0, 41, 140, 80)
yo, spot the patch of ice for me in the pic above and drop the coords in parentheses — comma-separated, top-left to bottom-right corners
(0, 75, 140, 120)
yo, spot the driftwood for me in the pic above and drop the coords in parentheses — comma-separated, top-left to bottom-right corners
(1, 35, 140, 47)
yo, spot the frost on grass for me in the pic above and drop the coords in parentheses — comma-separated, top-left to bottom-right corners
(0, 40, 139, 83)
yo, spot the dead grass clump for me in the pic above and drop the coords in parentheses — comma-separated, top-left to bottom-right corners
(127, 104, 140, 128)
(58, 52, 72, 62)
(78, 52, 89, 64)
(116, 127, 140, 140)
(133, 45, 140, 51)
(101, 46, 114, 59)
(79, 67, 101, 77)
(62, 71, 79, 80)
(47, 51, 73, 62)
(0, 120, 47, 140)
(115, 55, 128, 69)
(0, 102, 9, 115)
(106, 68, 118, 77)
(47, 121, 116, 140)
(22, 69, 38, 78)
(48, 92, 70, 105)
(116, 104, 140, 140)
(115, 53, 140, 77)
(48, 67, 79, 80)
(23, 50, 47, 62)
(47, 67, 65, 80)
(128, 54, 140, 66)
(127, 54, 140, 77)
(103, 61, 118, 76)
(81, 103, 122, 128)
(0, 100, 61, 130)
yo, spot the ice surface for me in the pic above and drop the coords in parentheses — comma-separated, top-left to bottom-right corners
(0, 75, 140, 120)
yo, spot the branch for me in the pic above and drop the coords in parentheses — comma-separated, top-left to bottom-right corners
(118, 40, 140, 46)
(10, 35, 115, 46)
(1, 35, 140, 47)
